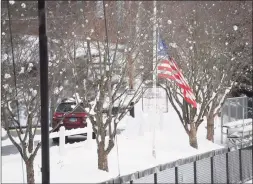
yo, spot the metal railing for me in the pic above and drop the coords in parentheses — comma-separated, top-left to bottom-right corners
(221, 96, 252, 145)
(101, 143, 252, 184)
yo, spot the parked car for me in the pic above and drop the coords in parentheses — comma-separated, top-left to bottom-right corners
(52, 99, 87, 143)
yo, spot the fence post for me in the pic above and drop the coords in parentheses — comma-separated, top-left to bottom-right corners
(210, 157, 214, 184)
(175, 167, 178, 184)
(226, 152, 229, 184)
(221, 105, 224, 144)
(154, 173, 157, 184)
(239, 149, 243, 182)
(59, 126, 65, 155)
(194, 161, 197, 184)
(86, 120, 92, 147)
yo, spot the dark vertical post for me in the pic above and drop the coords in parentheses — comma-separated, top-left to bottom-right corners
(38, 0, 50, 183)
(130, 102, 135, 117)
(175, 167, 178, 184)
(194, 161, 197, 184)
(226, 152, 229, 184)
(239, 149, 243, 182)
(154, 173, 157, 184)
(130, 180, 133, 184)
(210, 157, 214, 184)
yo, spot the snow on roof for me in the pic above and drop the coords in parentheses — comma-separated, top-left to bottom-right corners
(61, 98, 76, 103)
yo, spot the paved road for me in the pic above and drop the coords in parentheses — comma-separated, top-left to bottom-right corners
(1, 136, 86, 156)
(2, 128, 124, 156)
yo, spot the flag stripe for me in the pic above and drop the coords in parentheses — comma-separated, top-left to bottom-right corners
(157, 57, 197, 108)
(157, 36, 197, 108)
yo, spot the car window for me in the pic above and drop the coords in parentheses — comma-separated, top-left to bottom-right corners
(56, 103, 85, 113)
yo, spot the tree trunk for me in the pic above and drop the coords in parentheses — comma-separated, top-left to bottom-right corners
(189, 124, 198, 149)
(206, 115, 215, 142)
(97, 141, 109, 172)
(26, 158, 35, 184)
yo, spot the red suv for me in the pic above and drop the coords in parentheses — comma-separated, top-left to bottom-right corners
(52, 99, 87, 143)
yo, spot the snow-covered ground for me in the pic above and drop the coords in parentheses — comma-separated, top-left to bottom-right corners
(246, 180, 252, 183)
(2, 102, 224, 183)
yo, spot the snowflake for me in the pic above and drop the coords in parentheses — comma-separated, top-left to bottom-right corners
(4, 73, 11, 79)
(19, 67, 25, 74)
(2, 32, 6, 36)
(167, 20, 172, 24)
(27, 63, 34, 72)
(86, 37, 91, 40)
(3, 84, 9, 89)
(105, 4, 108, 7)
(21, 3, 26, 8)
(9, 0, 15, 5)
(170, 43, 177, 48)
(80, 8, 83, 12)
(225, 42, 228, 46)
(85, 19, 89, 23)
(233, 25, 238, 31)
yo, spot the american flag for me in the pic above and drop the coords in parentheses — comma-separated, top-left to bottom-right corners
(157, 37, 197, 108)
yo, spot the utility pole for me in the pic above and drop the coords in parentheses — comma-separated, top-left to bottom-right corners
(38, 0, 50, 183)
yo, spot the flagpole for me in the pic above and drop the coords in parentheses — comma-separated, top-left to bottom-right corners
(152, 0, 157, 159)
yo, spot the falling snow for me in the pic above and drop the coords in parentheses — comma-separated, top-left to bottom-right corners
(27, 63, 34, 72)
(233, 25, 238, 31)
(9, 0, 15, 5)
(3, 84, 9, 89)
(4, 74, 11, 79)
(19, 67, 25, 74)
(21, 3, 26, 8)
(167, 20, 172, 24)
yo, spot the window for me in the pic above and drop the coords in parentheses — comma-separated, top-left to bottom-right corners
(56, 103, 85, 113)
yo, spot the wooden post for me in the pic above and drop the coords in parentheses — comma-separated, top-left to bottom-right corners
(59, 126, 65, 155)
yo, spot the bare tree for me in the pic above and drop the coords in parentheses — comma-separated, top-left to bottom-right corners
(157, 1, 251, 147)
(47, 1, 156, 171)
(1, 33, 41, 183)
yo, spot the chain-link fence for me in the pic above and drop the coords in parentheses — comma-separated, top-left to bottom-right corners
(101, 144, 252, 184)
